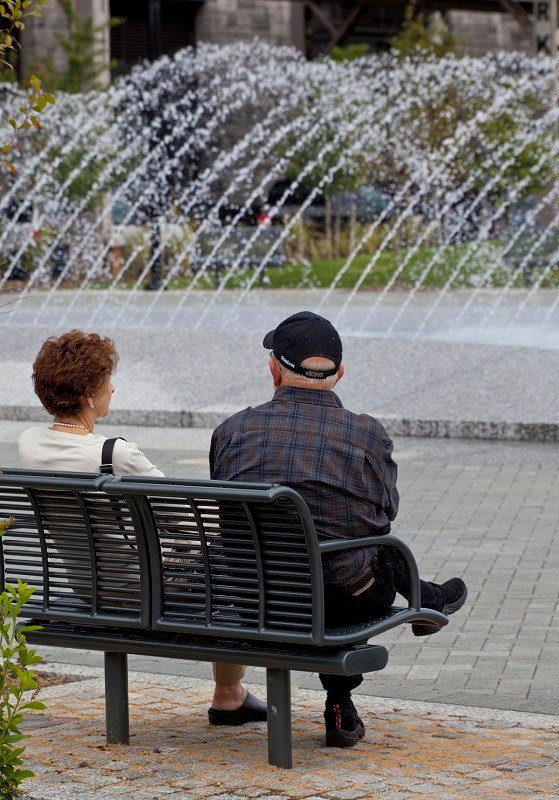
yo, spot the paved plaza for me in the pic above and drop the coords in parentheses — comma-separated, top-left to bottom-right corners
(1, 290, 558, 799)
(21, 669, 559, 800)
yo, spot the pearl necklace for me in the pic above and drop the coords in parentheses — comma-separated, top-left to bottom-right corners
(53, 421, 92, 433)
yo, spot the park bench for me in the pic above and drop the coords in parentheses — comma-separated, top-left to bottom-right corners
(0, 469, 447, 768)
(505, 227, 559, 287)
(189, 226, 286, 285)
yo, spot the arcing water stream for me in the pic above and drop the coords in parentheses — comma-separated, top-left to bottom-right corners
(1, 42, 557, 348)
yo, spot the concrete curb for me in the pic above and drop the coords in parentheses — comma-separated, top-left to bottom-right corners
(1, 404, 557, 442)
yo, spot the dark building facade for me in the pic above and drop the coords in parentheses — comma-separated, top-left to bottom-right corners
(20, 0, 537, 80)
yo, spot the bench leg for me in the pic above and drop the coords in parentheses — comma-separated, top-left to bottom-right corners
(266, 667, 292, 769)
(104, 652, 129, 744)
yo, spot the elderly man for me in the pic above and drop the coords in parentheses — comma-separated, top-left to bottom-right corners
(210, 311, 467, 748)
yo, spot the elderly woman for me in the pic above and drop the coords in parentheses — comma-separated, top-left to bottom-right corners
(19, 329, 266, 726)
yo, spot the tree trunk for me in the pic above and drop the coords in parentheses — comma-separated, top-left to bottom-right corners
(325, 195, 333, 259)
(349, 203, 357, 253)
(334, 209, 341, 258)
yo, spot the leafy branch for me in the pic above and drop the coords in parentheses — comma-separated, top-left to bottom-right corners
(2, 75, 55, 174)
(1, 0, 55, 175)
(0, 1, 47, 68)
(0, 518, 46, 800)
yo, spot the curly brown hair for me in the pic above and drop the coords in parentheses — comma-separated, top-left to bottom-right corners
(32, 330, 119, 418)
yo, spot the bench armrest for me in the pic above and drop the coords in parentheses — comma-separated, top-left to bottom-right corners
(317, 533, 421, 610)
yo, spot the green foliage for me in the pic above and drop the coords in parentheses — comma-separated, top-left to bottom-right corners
(263, 241, 558, 290)
(279, 85, 369, 200)
(124, 229, 557, 292)
(30, 0, 121, 93)
(0, 519, 45, 800)
(0, 0, 55, 176)
(368, 58, 555, 209)
(0, 0, 48, 67)
(49, 141, 113, 210)
(283, 124, 368, 197)
(1, 79, 55, 175)
(281, 6, 458, 209)
(390, 2, 462, 59)
(466, 104, 554, 201)
(330, 43, 371, 63)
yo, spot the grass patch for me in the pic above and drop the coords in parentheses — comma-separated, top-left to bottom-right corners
(171, 241, 557, 290)
(84, 240, 559, 290)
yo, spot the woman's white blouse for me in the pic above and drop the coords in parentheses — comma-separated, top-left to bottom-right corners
(18, 427, 164, 477)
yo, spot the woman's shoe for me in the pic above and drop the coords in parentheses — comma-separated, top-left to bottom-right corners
(208, 691, 267, 725)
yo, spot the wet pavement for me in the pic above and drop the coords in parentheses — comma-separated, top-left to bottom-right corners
(1, 290, 559, 440)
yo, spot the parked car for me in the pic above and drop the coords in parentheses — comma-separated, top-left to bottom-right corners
(265, 180, 390, 223)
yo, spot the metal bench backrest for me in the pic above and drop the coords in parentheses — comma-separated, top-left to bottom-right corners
(106, 477, 326, 644)
(0, 469, 150, 627)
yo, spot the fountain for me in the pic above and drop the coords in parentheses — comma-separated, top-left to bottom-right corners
(0, 41, 557, 351)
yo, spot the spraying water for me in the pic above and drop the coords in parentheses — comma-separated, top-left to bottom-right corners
(0, 42, 557, 349)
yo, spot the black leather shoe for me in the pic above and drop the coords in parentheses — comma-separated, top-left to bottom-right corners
(208, 692, 267, 725)
(412, 577, 468, 636)
(324, 701, 365, 747)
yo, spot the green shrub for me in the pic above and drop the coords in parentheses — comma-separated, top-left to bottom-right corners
(0, 518, 46, 800)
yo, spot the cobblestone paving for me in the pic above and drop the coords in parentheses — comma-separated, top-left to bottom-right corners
(366, 438, 559, 714)
(22, 671, 559, 800)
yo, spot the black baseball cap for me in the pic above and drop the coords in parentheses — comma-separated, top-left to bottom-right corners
(263, 311, 342, 379)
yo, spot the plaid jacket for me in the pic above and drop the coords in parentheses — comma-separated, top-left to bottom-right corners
(209, 386, 399, 586)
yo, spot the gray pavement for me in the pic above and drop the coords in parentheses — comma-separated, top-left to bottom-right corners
(2, 289, 559, 440)
(2, 420, 557, 717)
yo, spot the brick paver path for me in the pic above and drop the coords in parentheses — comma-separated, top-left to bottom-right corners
(22, 671, 558, 800)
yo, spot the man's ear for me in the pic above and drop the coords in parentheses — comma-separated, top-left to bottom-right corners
(270, 357, 283, 388)
(334, 364, 345, 385)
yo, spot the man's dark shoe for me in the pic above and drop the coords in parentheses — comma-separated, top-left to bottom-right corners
(412, 577, 467, 636)
(208, 692, 267, 725)
(324, 701, 365, 747)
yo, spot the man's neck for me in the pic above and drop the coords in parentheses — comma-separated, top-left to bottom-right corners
(280, 380, 331, 391)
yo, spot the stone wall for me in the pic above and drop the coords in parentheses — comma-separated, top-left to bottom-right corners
(195, 0, 300, 48)
(448, 10, 531, 55)
(20, 0, 302, 81)
(20, 0, 70, 77)
(21, 0, 111, 86)
(19, 3, 534, 84)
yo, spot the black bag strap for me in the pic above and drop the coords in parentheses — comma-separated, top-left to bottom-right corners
(100, 437, 126, 475)
(99, 436, 136, 550)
